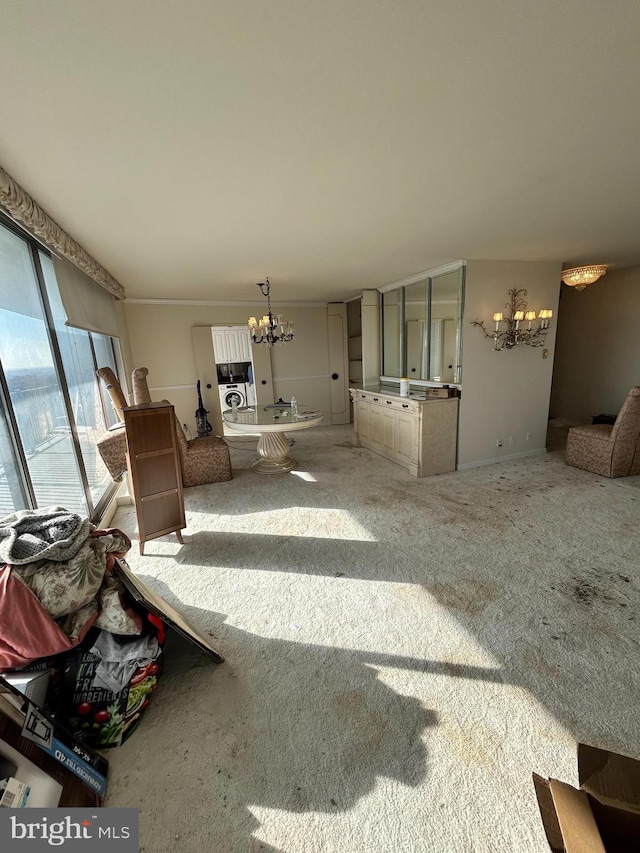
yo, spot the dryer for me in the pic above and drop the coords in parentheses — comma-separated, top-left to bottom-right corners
(218, 382, 247, 411)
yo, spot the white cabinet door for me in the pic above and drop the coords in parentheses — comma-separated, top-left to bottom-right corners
(211, 327, 252, 363)
(238, 330, 252, 361)
(381, 408, 396, 456)
(225, 329, 252, 362)
(370, 406, 395, 455)
(211, 329, 229, 364)
(358, 399, 371, 444)
(394, 410, 416, 468)
(226, 330, 241, 362)
(370, 406, 385, 452)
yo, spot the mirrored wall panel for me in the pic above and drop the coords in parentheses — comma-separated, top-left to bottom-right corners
(382, 287, 403, 378)
(381, 264, 464, 384)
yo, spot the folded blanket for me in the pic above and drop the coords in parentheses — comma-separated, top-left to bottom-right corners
(0, 506, 91, 565)
(12, 529, 131, 619)
(0, 520, 133, 671)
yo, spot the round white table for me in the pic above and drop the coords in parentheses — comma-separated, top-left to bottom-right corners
(222, 406, 324, 473)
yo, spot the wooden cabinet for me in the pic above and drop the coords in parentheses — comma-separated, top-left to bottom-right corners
(123, 402, 186, 554)
(211, 326, 252, 363)
(350, 387, 458, 477)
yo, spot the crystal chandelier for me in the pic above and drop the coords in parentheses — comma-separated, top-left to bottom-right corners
(560, 265, 607, 291)
(472, 289, 553, 351)
(248, 278, 295, 346)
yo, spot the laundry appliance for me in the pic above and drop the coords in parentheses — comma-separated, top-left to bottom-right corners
(218, 382, 247, 411)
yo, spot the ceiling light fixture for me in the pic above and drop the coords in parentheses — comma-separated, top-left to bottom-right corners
(560, 265, 607, 291)
(248, 278, 295, 347)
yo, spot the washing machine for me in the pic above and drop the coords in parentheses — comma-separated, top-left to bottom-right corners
(218, 382, 247, 410)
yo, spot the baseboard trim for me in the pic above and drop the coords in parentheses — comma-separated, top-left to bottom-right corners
(457, 448, 547, 470)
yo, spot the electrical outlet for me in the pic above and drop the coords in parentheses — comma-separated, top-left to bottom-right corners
(497, 438, 503, 448)
(542, 349, 549, 359)
(526, 431, 532, 441)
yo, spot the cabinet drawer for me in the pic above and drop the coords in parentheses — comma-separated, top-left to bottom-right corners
(357, 391, 418, 414)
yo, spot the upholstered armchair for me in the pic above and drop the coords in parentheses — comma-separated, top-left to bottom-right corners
(131, 367, 232, 487)
(95, 367, 128, 480)
(566, 386, 640, 478)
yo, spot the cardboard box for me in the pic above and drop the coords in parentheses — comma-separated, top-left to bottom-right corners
(0, 776, 30, 807)
(0, 676, 109, 801)
(3, 667, 50, 709)
(533, 743, 640, 852)
(425, 388, 458, 398)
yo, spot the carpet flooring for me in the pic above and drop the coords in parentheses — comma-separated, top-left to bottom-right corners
(105, 424, 640, 852)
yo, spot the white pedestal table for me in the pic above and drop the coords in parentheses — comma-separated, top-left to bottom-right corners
(222, 406, 324, 473)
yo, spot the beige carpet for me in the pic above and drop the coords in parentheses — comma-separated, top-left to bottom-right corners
(105, 424, 640, 852)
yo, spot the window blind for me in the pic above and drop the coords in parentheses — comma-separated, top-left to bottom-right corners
(52, 255, 119, 337)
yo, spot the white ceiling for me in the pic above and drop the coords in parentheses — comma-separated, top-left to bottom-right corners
(1, 1, 639, 303)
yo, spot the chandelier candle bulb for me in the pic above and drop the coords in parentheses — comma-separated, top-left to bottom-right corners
(472, 289, 552, 351)
(248, 278, 295, 347)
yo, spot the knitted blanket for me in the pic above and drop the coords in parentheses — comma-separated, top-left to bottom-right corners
(0, 506, 92, 566)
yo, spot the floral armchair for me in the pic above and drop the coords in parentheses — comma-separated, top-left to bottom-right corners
(95, 367, 128, 481)
(566, 386, 640, 478)
(131, 367, 232, 487)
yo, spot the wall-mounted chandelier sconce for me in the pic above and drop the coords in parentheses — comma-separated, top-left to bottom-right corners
(560, 265, 607, 291)
(472, 289, 552, 351)
(248, 278, 295, 347)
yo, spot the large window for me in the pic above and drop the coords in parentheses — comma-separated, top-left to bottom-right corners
(0, 215, 122, 519)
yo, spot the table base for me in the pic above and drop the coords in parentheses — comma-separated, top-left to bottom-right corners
(253, 431, 298, 474)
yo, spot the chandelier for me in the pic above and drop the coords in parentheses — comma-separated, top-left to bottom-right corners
(560, 265, 607, 291)
(472, 289, 553, 351)
(247, 278, 295, 347)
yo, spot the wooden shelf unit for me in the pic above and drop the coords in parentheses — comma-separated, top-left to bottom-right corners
(123, 402, 186, 554)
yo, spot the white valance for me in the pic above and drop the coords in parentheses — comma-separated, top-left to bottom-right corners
(0, 165, 125, 300)
(52, 255, 119, 337)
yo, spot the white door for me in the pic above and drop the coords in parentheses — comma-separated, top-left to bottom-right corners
(406, 319, 426, 380)
(193, 326, 223, 435)
(327, 303, 350, 424)
(250, 341, 274, 406)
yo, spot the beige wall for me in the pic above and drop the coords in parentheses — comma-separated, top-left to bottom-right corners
(114, 299, 134, 389)
(122, 301, 332, 431)
(121, 259, 567, 468)
(549, 266, 640, 424)
(457, 260, 561, 468)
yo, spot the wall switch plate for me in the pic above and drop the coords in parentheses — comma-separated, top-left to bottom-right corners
(542, 348, 549, 359)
